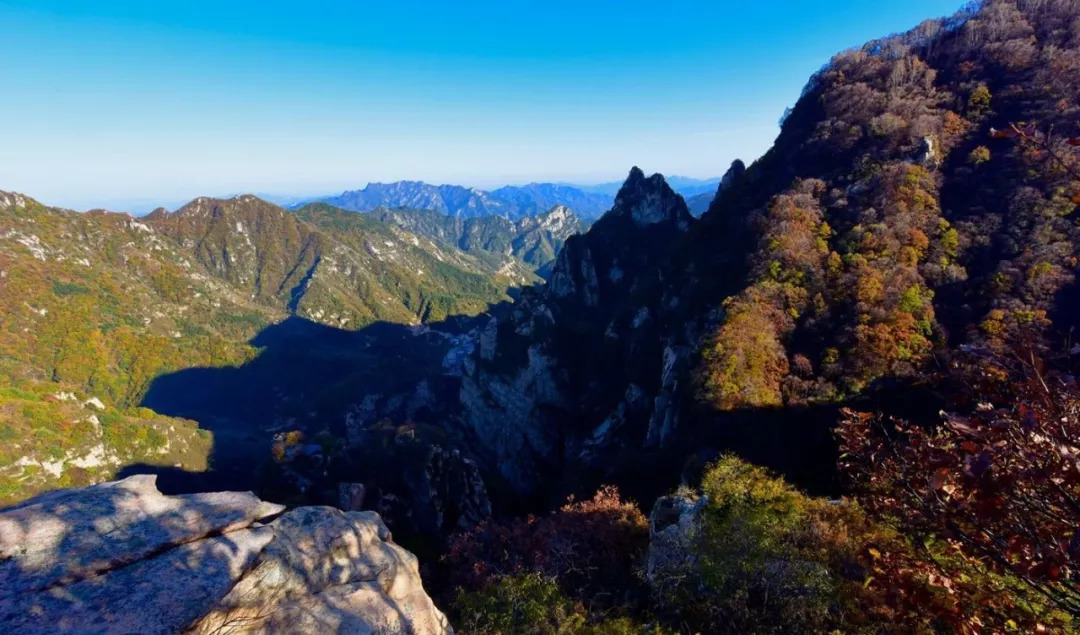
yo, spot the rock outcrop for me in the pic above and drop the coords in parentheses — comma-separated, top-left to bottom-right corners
(612, 167, 693, 230)
(647, 493, 706, 587)
(400, 444, 492, 537)
(0, 476, 452, 635)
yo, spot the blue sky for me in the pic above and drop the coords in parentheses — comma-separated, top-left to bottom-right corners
(0, 0, 964, 211)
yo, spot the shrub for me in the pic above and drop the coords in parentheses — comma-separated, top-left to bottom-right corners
(454, 573, 582, 635)
(651, 456, 914, 634)
(968, 145, 992, 165)
(445, 486, 649, 612)
(51, 281, 90, 297)
(454, 574, 669, 635)
(967, 84, 992, 117)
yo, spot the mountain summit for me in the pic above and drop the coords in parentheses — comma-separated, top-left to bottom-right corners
(608, 166, 693, 229)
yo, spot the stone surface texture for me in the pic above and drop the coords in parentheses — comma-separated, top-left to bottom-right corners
(0, 476, 452, 635)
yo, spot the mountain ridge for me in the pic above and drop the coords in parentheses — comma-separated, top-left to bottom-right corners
(307, 176, 723, 221)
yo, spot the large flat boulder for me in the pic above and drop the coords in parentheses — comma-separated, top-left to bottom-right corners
(1, 526, 275, 635)
(0, 478, 452, 634)
(0, 474, 284, 595)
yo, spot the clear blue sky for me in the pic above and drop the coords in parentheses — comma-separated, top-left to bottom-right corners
(0, 0, 964, 211)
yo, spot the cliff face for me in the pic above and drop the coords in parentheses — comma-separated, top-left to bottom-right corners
(0, 476, 451, 634)
(455, 167, 711, 497)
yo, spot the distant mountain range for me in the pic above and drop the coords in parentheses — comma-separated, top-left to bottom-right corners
(304, 177, 722, 221)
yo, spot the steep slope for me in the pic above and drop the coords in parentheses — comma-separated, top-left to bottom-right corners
(438, 5, 1080, 628)
(148, 196, 519, 325)
(455, 168, 696, 495)
(0, 192, 263, 503)
(695, 0, 1080, 409)
(682, 160, 746, 216)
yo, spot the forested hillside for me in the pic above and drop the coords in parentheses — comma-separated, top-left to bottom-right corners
(147, 196, 525, 324)
(696, 0, 1080, 409)
(0, 192, 541, 503)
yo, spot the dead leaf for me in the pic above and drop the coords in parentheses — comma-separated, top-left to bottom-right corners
(932, 467, 950, 489)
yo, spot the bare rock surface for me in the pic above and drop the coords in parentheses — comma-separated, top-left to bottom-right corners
(0, 474, 284, 596)
(647, 493, 706, 587)
(0, 476, 452, 634)
(2, 527, 274, 635)
(191, 506, 452, 634)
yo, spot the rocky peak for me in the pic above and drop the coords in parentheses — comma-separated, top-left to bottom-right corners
(168, 193, 283, 220)
(534, 204, 581, 237)
(540, 204, 571, 222)
(720, 159, 746, 189)
(455, 166, 702, 499)
(0, 191, 33, 211)
(545, 167, 692, 306)
(609, 167, 693, 230)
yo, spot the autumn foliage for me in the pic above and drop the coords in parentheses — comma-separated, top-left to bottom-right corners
(697, 0, 1080, 412)
(838, 350, 1080, 632)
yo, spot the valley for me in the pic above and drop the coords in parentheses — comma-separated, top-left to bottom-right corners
(0, 190, 583, 504)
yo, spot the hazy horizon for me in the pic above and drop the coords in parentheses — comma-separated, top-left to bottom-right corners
(2, 0, 963, 211)
(16, 171, 720, 216)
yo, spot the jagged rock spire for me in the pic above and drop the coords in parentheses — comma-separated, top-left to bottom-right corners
(610, 167, 692, 230)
